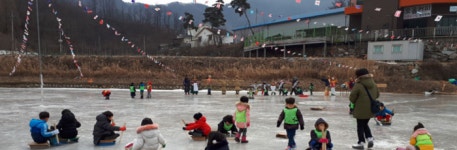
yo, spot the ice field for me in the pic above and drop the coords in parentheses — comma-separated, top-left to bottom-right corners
(0, 87, 456, 150)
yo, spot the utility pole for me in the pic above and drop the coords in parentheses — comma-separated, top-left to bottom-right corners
(11, 11, 14, 56)
(58, 30, 62, 55)
(36, 0, 44, 101)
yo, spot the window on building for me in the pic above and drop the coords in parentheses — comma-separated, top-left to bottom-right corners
(208, 35, 213, 41)
(392, 44, 402, 54)
(373, 45, 383, 54)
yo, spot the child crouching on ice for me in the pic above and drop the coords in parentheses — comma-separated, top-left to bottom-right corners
(182, 112, 211, 137)
(205, 131, 229, 150)
(29, 111, 60, 145)
(375, 103, 394, 122)
(125, 118, 166, 150)
(396, 122, 434, 150)
(307, 118, 333, 150)
(217, 115, 238, 136)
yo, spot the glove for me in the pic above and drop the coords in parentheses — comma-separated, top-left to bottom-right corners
(247, 122, 250, 127)
(276, 122, 281, 128)
(182, 127, 187, 130)
(51, 130, 59, 135)
(185, 123, 189, 126)
(119, 126, 126, 131)
(111, 122, 115, 126)
(162, 144, 166, 148)
(319, 138, 328, 143)
(300, 125, 304, 130)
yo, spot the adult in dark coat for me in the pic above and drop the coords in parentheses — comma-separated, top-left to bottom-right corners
(349, 68, 379, 149)
(92, 111, 126, 145)
(183, 76, 191, 95)
(56, 109, 81, 139)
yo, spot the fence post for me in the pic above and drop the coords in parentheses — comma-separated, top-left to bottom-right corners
(412, 29, 415, 38)
(433, 27, 436, 38)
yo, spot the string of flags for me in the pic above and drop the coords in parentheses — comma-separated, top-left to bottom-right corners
(76, 0, 175, 73)
(9, 0, 34, 76)
(48, 0, 84, 78)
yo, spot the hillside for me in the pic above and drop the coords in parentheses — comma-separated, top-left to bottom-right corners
(1, 55, 456, 94)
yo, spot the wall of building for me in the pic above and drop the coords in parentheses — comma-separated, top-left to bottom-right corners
(362, 0, 399, 30)
(367, 40, 424, 61)
(233, 14, 348, 40)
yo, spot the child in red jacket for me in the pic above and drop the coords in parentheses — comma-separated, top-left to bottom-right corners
(182, 112, 211, 137)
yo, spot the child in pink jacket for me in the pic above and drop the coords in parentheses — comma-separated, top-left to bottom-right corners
(234, 96, 250, 143)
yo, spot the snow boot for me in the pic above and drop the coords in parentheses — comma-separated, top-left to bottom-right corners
(352, 142, 364, 149)
(234, 133, 240, 143)
(367, 137, 374, 148)
(241, 136, 248, 143)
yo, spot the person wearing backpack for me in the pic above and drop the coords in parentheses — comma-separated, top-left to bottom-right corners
(349, 68, 379, 149)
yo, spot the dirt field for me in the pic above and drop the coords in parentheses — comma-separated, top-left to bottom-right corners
(1, 55, 456, 94)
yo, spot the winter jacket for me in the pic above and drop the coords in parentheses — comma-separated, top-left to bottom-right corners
(234, 102, 250, 128)
(277, 105, 304, 130)
(309, 118, 332, 147)
(205, 140, 229, 150)
(139, 83, 145, 92)
(92, 113, 120, 145)
(147, 82, 152, 92)
(349, 74, 380, 119)
(217, 121, 238, 134)
(185, 116, 211, 136)
(132, 124, 166, 150)
(410, 128, 434, 150)
(29, 119, 54, 143)
(375, 108, 394, 117)
(56, 111, 81, 139)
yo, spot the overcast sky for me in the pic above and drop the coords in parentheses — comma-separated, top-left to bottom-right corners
(122, 0, 214, 6)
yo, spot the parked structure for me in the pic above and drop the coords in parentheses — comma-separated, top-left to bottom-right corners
(367, 40, 424, 61)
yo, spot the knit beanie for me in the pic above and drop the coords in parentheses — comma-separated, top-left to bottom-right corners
(193, 112, 203, 120)
(355, 68, 369, 78)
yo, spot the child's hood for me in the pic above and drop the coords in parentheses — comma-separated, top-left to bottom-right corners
(411, 128, 431, 138)
(314, 118, 329, 131)
(29, 118, 46, 127)
(136, 124, 159, 133)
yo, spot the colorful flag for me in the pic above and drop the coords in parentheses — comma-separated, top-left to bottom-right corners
(394, 10, 402, 17)
(335, 2, 342, 7)
(144, 4, 149, 8)
(99, 19, 104, 25)
(435, 15, 443, 22)
(315, 0, 320, 6)
(296, 0, 301, 4)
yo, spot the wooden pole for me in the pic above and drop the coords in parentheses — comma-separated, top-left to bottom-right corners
(54, 124, 60, 144)
(118, 123, 126, 143)
(321, 129, 327, 150)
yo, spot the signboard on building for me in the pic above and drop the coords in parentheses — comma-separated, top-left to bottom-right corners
(404, 4, 431, 20)
(450, 6, 457, 12)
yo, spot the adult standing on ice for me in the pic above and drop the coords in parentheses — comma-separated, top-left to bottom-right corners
(130, 83, 136, 98)
(183, 76, 191, 95)
(349, 68, 379, 149)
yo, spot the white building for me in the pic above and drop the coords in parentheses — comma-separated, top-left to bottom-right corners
(367, 40, 424, 61)
(184, 26, 234, 48)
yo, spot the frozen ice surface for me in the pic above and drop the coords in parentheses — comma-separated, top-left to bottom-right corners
(0, 88, 456, 150)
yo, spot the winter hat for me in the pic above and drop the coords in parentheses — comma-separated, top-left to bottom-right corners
(240, 96, 249, 103)
(193, 112, 203, 120)
(355, 68, 370, 78)
(414, 122, 425, 131)
(379, 102, 385, 107)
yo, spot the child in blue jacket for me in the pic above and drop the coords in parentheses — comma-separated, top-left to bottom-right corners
(375, 103, 394, 122)
(29, 111, 59, 145)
